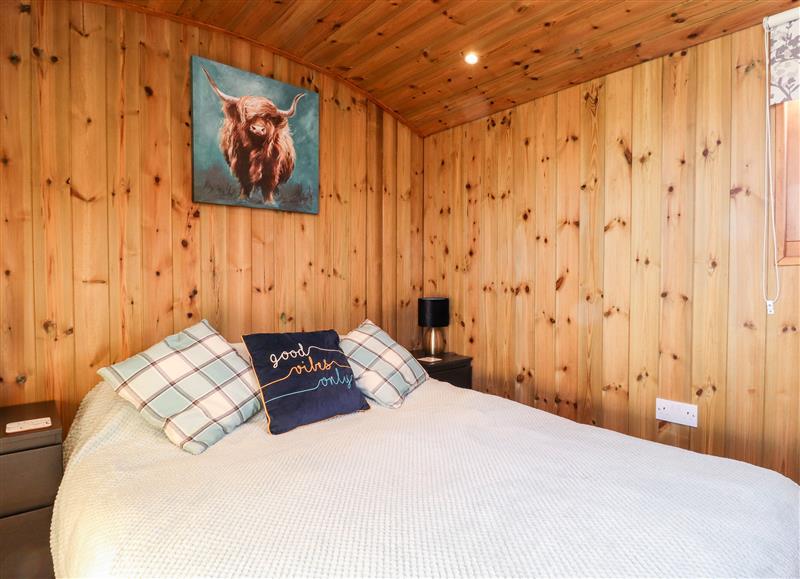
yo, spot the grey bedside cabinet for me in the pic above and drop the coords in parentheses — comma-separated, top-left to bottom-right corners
(0, 401, 63, 579)
(411, 351, 473, 389)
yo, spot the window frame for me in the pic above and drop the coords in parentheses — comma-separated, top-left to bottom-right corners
(775, 99, 800, 266)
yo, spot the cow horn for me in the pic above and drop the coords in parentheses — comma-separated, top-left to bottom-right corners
(278, 93, 305, 118)
(202, 67, 238, 105)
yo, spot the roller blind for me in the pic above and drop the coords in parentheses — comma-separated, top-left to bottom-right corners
(769, 13, 800, 105)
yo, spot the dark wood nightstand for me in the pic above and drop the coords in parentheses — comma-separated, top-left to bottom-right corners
(0, 401, 63, 579)
(412, 351, 473, 389)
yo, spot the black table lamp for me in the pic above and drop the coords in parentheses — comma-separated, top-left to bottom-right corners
(418, 297, 449, 355)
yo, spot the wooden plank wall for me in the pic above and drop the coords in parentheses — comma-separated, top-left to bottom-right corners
(423, 25, 799, 482)
(0, 0, 423, 430)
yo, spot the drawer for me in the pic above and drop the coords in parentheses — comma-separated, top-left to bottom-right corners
(430, 366, 472, 389)
(0, 444, 62, 518)
(0, 505, 54, 578)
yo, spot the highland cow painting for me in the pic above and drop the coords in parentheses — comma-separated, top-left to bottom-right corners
(192, 56, 319, 214)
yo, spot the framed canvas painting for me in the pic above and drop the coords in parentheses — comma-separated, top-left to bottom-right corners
(191, 55, 320, 214)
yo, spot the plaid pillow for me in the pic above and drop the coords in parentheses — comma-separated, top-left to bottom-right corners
(98, 320, 260, 454)
(340, 320, 428, 408)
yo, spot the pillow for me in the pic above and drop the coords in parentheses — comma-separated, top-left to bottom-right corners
(231, 342, 250, 360)
(98, 320, 260, 454)
(243, 330, 368, 434)
(339, 319, 428, 408)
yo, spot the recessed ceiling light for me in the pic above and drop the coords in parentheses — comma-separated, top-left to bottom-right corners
(464, 52, 479, 65)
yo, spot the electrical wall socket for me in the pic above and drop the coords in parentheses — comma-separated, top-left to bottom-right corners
(655, 397, 698, 428)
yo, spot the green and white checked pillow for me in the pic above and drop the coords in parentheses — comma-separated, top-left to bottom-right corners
(98, 320, 260, 454)
(340, 320, 428, 408)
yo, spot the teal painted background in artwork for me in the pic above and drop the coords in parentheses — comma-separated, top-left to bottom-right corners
(191, 56, 320, 214)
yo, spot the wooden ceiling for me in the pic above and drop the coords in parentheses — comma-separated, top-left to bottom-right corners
(104, 0, 793, 135)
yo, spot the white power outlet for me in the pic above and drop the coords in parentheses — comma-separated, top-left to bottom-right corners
(655, 397, 698, 428)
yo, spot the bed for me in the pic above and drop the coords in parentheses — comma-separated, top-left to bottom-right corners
(52, 378, 799, 578)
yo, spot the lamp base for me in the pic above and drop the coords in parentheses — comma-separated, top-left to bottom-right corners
(422, 327, 446, 356)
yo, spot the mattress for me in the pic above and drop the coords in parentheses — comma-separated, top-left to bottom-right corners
(52, 379, 799, 578)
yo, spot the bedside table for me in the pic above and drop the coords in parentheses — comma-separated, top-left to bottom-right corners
(412, 351, 473, 389)
(0, 401, 63, 579)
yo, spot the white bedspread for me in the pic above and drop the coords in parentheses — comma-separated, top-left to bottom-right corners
(52, 380, 799, 578)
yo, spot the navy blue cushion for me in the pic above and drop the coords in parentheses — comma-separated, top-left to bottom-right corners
(242, 330, 368, 434)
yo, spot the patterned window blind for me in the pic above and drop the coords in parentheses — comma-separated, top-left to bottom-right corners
(769, 15, 800, 105)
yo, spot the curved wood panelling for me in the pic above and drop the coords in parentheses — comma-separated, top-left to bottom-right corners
(423, 25, 799, 481)
(0, 0, 423, 430)
(99, 0, 793, 135)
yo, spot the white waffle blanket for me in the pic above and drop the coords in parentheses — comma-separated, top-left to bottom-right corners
(52, 380, 799, 578)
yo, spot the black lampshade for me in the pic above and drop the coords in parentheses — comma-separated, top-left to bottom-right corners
(418, 297, 449, 328)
